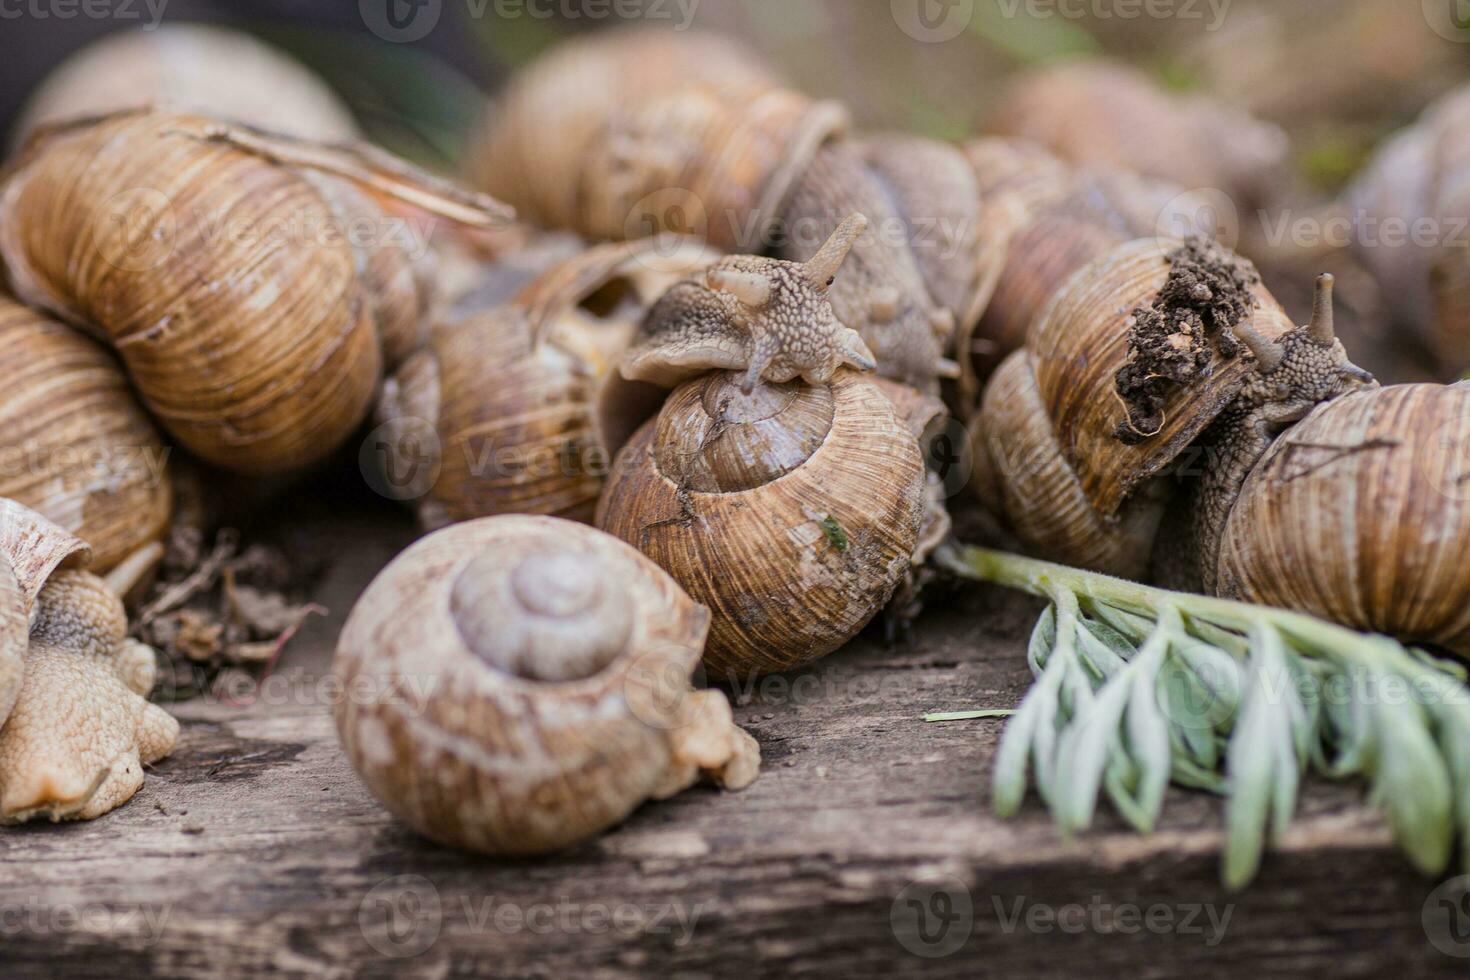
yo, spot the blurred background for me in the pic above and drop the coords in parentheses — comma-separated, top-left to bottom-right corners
(1, 0, 1467, 193)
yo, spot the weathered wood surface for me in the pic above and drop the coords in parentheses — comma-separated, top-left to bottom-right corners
(0, 505, 1464, 979)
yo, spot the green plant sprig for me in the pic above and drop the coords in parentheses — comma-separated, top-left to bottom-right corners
(936, 543, 1470, 889)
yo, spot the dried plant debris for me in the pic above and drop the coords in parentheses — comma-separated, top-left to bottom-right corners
(133, 526, 325, 702)
(1114, 237, 1260, 444)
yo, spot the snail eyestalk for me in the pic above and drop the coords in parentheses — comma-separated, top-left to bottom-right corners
(1308, 273, 1336, 344)
(938, 541, 1470, 890)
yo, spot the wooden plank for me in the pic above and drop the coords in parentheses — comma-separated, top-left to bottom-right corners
(0, 506, 1462, 978)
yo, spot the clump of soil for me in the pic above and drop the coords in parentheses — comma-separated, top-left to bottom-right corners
(134, 521, 325, 703)
(1113, 236, 1260, 444)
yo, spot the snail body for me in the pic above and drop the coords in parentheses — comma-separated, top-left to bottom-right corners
(0, 500, 177, 822)
(333, 515, 758, 856)
(0, 297, 171, 572)
(12, 24, 358, 147)
(471, 30, 976, 392)
(0, 110, 509, 474)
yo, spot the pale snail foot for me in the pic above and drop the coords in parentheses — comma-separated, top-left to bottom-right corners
(0, 643, 178, 822)
(650, 689, 761, 800)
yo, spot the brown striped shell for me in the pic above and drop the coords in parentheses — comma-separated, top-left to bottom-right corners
(470, 31, 970, 392)
(969, 237, 1295, 578)
(1218, 384, 1470, 654)
(374, 238, 718, 527)
(332, 515, 758, 855)
(955, 138, 1221, 413)
(989, 59, 1287, 212)
(0, 297, 171, 571)
(0, 500, 86, 729)
(0, 110, 509, 475)
(10, 24, 358, 148)
(596, 369, 926, 677)
(1345, 83, 1470, 374)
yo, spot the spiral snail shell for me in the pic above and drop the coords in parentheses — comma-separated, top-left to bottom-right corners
(0, 109, 510, 474)
(0, 296, 171, 572)
(1219, 383, 1470, 655)
(1343, 83, 1470, 374)
(375, 237, 719, 526)
(471, 30, 975, 392)
(971, 238, 1373, 587)
(989, 58, 1289, 213)
(594, 217, 927, 676)
(11, 24, 359, 148)
(333, 515, 758, 856)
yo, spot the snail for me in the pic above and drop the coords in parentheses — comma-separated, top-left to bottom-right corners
(469, 29, 977, 392)
(0, 296, 172, 573)
(955, 138, 1219, 412)
(1339, 82, 1470, 374)
(333, 514, 759, 856)
(11, 23, 359, 148)
(1218, 383, 1470, 654)
(374, 236, 720, 527)
(595, 217, 928, 677)
(988, 58, 1289, 214)
(0, 499, 178, 822)
(970, 237, 1374, 587)
(0, 109, 511, 474)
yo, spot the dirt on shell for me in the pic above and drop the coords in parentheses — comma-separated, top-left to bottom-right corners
(1113, 236, 1259, 444)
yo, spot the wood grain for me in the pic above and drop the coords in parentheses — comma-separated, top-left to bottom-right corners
(0, 506, 1462, 979)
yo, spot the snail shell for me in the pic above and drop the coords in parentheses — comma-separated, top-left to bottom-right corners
(0, 296, 171, 571)
(596, 368, 926, 677)
(969, 237, 1296, 579)
(376, 238, 718, 527)
(472, 31, 968, 391)
(467, 30, 782, 235)
(1219, 383, 1470, 654)
(0, 110, 508, 474)
(989, 58, 1288, 211)
(955, 138, 1220, 412)
(1344, 83, 1470, 373)
(333, 515, 758, 856)
(0, 499, 87, 727)
(10, 24, 358, 148)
